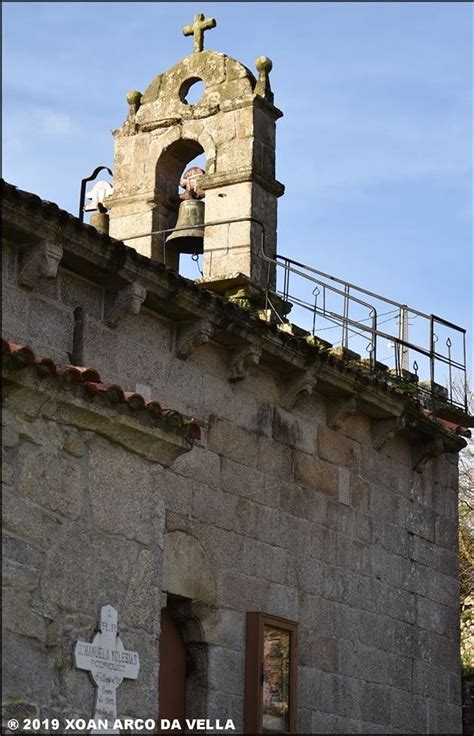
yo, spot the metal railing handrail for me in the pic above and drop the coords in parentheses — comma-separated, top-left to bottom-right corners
(275, 252, 430, 320)
(105, 215, 468, 413)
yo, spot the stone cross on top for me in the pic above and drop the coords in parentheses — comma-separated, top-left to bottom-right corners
(74, 605, 139, 735)
(183, 12, 216, 53)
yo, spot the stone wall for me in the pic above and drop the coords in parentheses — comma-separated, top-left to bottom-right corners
(2, 369, 191, 732)
(1, 223, 464, 733)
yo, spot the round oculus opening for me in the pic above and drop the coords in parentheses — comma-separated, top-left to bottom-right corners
(180, 77, 206, 106)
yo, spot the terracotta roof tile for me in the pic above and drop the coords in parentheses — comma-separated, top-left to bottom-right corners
(422, 409, 471, 439)
(1, 339, 201, 442)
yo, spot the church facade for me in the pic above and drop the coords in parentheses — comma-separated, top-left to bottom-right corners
(2, 13, 470, 735)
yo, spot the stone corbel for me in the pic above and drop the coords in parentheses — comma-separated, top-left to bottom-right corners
(282, 372, 317, 410)
(371, 416, 406, 450)
(176, 318, 214, 360)
(326, 395, 359, 430)
(412, 437, 444, 472)
(228, 344, 261, 383)
(18, 240, 63, 288)
(105, 282, 147, 328)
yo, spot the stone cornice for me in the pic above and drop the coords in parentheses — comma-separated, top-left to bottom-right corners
(2, 367, 193, 466)
(2, 180, 468, 458)
(201, 169, 285, 197)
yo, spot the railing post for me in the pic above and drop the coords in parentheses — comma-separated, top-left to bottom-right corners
(399, 305, 409, 371)
(342, 285, 350, 349)
(429, 315, 436, 412)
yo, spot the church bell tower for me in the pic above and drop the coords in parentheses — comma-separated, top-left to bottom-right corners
(106, 12, 284, 295)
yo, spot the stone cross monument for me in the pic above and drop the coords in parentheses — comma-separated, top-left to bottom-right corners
(182, 12, 216, 53)
(106, 12, 284, 294)
(74, 605, 140, 734)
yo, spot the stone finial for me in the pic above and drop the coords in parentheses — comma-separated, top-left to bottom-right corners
(183, 12, 216, 54)
(126, 90, 142, 119)
(255, 56, 273, 101)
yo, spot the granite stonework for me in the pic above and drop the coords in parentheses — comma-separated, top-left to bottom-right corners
(106, 47, 283, 291)
(1, 26, 467, 736)
(2, 357, 192, 733)
(2, 192, 465, 734)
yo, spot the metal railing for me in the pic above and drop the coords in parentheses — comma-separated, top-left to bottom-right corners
(117, 215, 468, 414)
(265, 252, 468, 414)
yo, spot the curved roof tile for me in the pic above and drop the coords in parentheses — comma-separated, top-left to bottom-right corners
(1, 339, 201, 442)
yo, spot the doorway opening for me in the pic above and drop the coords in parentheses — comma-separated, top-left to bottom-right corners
(158, 596, 209, 729)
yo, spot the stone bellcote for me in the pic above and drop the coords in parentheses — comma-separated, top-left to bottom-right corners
(106, 14, 284, 291)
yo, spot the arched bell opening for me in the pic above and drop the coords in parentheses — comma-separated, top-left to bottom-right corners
(153, 138, 207, 277)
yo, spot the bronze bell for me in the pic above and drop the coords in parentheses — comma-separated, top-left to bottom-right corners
(165, 198, 205, 255)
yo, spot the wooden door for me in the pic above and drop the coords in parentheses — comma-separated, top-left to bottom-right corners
(158, 606, 187, 724)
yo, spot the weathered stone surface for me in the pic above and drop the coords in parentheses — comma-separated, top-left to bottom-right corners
(163, 530, 216, 604)
(153, 466, 194, 515)
(390, 689, 427, 733)
(89, 437, 164, 545)
(171, 445, 221, 487)
(59, 270, 104, 319)
(413, 659, 449, 701)
(17, 444, 85, 519)
(3, 533, 45, 572)
(2, 588, 47, 641)
(2, 632, 55, 701)
(293, 452, 338, 496)
(113, 628, 158, 718)
(300, 594, 337, 637)
(2, 556, 40, 591)
(207, 416, 259, 466)
(3, 488, 61, 544)
(338, 465, 351, 505)
(319, 426, 361, 468)
(257, 435, 293, 478)
(272, 407, 314, 453)
(41, 526, 140, 612)
(220, 456, 268, 500)
(192, 483, 259, 537)
(2, 284, 30, 344)
(123, 549, 162, 635)
(2, 448, 14, 484)
(195, 606, 245, 651)
(27, 295, 74, 359)
(208, 645, 244, 696)
(300, 630, 337, 671)
(62, 428, 87, 457)
(280, 479, 327, 522)
(360, 682, 393, 726)
(427, 698, 462, 734)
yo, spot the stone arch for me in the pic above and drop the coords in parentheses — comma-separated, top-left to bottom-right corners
(152, 131, 216, 268)
(163, 530, 216, 604)
(155, 128, 217, 196)
(161, 531, 216, 719)
(155, 138, 205, 220)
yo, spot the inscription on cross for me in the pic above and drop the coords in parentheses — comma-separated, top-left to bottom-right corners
(74, 605, 140, 735)
(183, 12, 216, 53)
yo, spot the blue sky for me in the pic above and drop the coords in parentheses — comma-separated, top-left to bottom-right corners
(3, 2, 472, 366)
